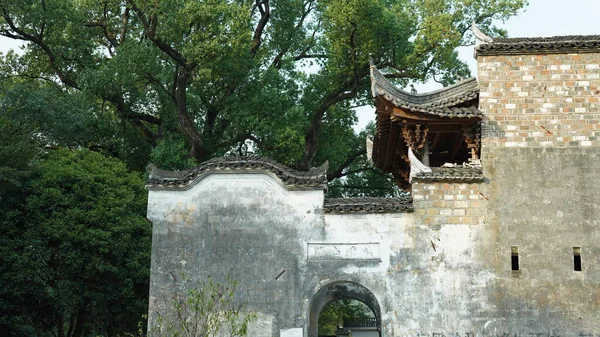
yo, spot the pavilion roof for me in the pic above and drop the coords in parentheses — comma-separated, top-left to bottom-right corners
(369, 63, 481, 118)
(369, 62, 483, 189)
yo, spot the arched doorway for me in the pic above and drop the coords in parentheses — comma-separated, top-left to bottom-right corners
(309, 281, 382, 337)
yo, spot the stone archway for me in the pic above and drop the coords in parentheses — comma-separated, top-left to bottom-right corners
(308, 281, 382, 337)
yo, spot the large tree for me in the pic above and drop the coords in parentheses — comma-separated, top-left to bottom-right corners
(0, 148, 151, 337)
(0, 0, 527, 195)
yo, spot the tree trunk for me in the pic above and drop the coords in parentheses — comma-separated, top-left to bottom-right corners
(58, 315, 65, 337)
(299, 114, 321, 171)
(175, 67, 204, 162)
(71, 307, 85, 337)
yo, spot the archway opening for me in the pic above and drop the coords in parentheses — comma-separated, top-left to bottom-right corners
(309, 281, 381, 337)
(318, 299, 376, 336)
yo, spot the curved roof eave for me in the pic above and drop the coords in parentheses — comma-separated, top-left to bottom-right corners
(146, 156, 329, 191)
(369, 63, 481, 118)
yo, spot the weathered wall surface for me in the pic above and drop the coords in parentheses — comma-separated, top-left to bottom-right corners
(477, 51, 600, 334)
(147, 173, 324, 337)
(147, 173, 499, 337)
(147, 51, 600, 337)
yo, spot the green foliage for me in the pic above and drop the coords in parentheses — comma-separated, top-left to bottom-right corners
(0, 114, 38, 189)
(0, 149, 150, 337)
(152, 275, 255, 337)
(150, 134, 199, 171)
(0, 0, 527, 194)
(0, 77, 153, 171)
(318, 299, 374, 336)
(0, 1, 529, 334)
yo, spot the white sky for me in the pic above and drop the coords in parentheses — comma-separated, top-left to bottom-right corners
(1, 0, 599, 131)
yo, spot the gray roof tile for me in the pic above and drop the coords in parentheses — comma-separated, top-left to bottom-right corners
(370, 64, 482, 118)
(413, 167, 484, 183)
(147, 156, 328, 190)
(324, 196, 413, 213)
(476, 35, 600, 56)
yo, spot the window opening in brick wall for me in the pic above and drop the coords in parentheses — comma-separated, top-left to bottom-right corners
(573, 247, 582, 272)
(511, 246, 519, 271)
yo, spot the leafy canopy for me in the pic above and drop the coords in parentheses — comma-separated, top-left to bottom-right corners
(0, 0, 527, 195)
(0, 0, 528, 335)
(0, 148, 151, 337)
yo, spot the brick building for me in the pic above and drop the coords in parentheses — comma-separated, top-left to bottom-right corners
(146, 26, 600, 336)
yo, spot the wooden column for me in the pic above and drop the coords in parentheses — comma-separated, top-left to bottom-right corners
(462, 123, 481, 159)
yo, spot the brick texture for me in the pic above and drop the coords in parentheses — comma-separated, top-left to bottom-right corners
(412, 182, 486, 225)
(478, 54, 600, 149)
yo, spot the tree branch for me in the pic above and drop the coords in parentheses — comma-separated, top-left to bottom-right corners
(1, 8, 80, 89)
(119, 6, 130, 44)
(127, 1, 204, 158)
(251, 0, 270, 56)
(326, 149, 364, 180)
(175, 67, 204, 160)
(127, 1, 193, 69)
(299, 63, 371, 170)
(271, 2, 319, 68)
(84, 21, 119, 54)
(144, 72, 176, 103)
(1, 74, 64, 92)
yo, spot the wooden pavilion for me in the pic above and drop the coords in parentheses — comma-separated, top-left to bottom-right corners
(369, 63, 482, 189)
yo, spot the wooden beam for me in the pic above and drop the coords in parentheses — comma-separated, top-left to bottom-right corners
(427, 124, 468, 133)
(382, 120, 401, 171)
(430, 133, 441, 153)
(374, 115, 391, 168)
(392, 107, 479, 123)
(450, 133, 465, 161)
(375, 96, 396, 113)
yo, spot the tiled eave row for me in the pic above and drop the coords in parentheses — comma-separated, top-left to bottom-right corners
(473, 23, 600, 56)
(146, 156, 328, 190)
(394, 105, 482, 119)
(324, 196, 413, 213)
(370, 62, 482, 118)
(146, 156, 485, 212)
(413, 167, 484, 183)
(476, 39, 600, 56)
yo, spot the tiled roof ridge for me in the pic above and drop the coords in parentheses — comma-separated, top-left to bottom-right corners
(323, 196, 413, 213)
(472, 23, 600, 56)
(494, 35, 600, 43)
(412, 166, 484, 183)
(370, 63, 479, 108)
(147, 156, 328, 190)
